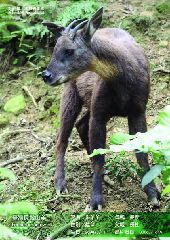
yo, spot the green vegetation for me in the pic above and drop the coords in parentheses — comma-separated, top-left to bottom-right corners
(90, 105, 170, 198)
(0, 0, 102, 69)
(105, 152, 141, 186)
(0, 167, 38, 240)
(118, 15, 154, 33)
(4, 94, 26, 115)
(0, 113, 10, 127)
(38, 94, 61, 129)
(56, 1, 102, 26)
(156, 0, 170, 16)
(46, 212, 170, 239)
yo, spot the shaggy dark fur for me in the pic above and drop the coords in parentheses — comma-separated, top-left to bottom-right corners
(42, 8, 160, 210)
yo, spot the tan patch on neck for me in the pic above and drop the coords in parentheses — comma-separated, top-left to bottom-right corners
(90, 56, 119, 80)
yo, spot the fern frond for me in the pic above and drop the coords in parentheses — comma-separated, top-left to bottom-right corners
(56, 1, 102, 26)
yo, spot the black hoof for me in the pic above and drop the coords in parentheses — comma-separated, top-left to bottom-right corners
(84, 204, 102, 212)
(89, 194, 104, 211)
(144, 181, 161, 207)
(148, 197, 160, 208)
(55, 178, 68, 195)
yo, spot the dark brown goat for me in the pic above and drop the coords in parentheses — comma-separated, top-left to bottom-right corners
(42, 8, 160, 210)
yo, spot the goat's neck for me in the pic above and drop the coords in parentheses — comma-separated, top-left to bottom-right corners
(90, 56, 119, 80)
(89, 37, 120, 80)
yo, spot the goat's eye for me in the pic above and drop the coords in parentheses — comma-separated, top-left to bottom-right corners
(64, 49, 74, 56)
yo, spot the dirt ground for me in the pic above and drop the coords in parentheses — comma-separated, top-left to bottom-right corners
(0, 0, 170, 216)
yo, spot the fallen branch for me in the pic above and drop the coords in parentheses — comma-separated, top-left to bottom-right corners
(35, 233, 40, 240)
(45, 212, 88, 240)
(0, 129, 31, 141)
(31, 133, 47, 143)
(0, 156, 30, 167)
(22, 86, 37, 107)
(18, 68, 34, 77)
(104, 175, 115, 187)
(46, 195, 81, 202)
(153, 68, 170, 74)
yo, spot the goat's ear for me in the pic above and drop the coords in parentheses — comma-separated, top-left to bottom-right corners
(42, 22, 65, 37)
(82, 7, 103, 42)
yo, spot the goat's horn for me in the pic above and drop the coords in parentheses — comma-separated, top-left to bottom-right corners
(71, 20, 88, 39)
(65, 19, 82, 33)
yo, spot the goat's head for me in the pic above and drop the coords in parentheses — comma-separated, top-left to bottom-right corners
(42, 8, 103, 86)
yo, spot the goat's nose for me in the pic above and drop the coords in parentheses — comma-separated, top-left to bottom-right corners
(42, 70, 53, 83)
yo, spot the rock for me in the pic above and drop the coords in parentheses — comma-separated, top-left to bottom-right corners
(147, 116, 155, 125)
(18, 118, 28, 126)
(4, 94, 26, 115)
(0, 113, 10, 127)
(43, 96, 55, 110)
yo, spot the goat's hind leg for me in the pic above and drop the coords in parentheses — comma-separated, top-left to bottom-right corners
(128, 112, 160, 205)
(55, 83, 82, 195)
(76, 112, 90, 154)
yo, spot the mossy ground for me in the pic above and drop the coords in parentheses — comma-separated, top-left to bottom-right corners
(0, 0, 170, 239)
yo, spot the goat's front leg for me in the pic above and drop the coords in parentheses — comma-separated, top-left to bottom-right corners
(55, 83, 81, 194)
(128, 112, 160, 205)
(88, 116, 106, 210)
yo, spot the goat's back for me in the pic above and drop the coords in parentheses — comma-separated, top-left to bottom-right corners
(75, 28, 149, 114)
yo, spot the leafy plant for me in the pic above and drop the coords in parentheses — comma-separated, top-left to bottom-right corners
(105, 152, 141, 185)
(117, 15, 154, 33)
(0, 167, 38, 240)
(89, 105, 170, 197)
(0, 0, 103, 68)
(156, 0, 170, 15)
(56, 1, 102, 26)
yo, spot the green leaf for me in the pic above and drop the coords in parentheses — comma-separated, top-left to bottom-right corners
(162, 184, 170, 196)
(110, 133, 134, 144)
(142, 165, 164, 188)
(159, 105, 170, 127)
(28, 53, 36, 60)
(20, 43, 33, 49)
(164, 150, 170, 164)
(17, 49, 28, 54)
(0, 48, 5, 54)
(12, 59, 18, 65)
(162, 167, 170, 184)
(0, 168, 16, 181)
(56, 1, 102, 26)
(88, 148, 111, 157)
(0, 182, 6, 192)
(0, 201, 38, 216)
(0, 224, 32, 240)
(4, 94, 26, 115)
